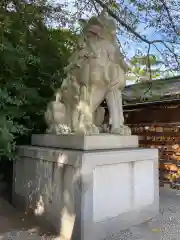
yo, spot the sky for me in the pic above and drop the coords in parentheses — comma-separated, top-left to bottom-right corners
(57, 0, 166, 58)
(55, 0, 179, 84)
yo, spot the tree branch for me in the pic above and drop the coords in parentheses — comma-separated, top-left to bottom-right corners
(92, 0, 180, 45)
(153, 41, 180, 69)
(147, 44, 152, 80)
(91, 0, 180, 73)
(152, 44, 176, 76)
(93, 0, 150, 44)
(159, 0, 177, 35)
(91, 0, 100, 15)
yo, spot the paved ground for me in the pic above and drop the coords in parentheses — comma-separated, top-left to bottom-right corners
(0, 186, 180, 239)
(0, 197, 57, 240)
(118, 185, 180, 240)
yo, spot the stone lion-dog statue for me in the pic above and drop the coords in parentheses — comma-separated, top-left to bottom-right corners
(45, 11, 131, 135)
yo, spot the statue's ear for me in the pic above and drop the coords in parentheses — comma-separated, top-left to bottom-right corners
(78, 19, 88, 28)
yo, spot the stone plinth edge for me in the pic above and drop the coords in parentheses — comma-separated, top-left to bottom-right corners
(31, 134, 139, 150)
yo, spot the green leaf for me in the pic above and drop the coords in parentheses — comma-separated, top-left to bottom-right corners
(110, 1, 119, 10)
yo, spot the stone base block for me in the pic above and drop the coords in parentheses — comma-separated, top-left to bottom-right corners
(31, 134, 139, 150)
(13, 135, 159, 240)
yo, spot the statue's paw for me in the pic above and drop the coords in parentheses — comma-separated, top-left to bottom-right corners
(111, 125, 131, 135)
(88, 124, 100, 135)
(47, 124, 71, 134)
(56, 124, 72, 134)
(76, 124, 100, 135)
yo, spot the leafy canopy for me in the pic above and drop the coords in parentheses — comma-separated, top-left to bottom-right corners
(0, 0, 77, 159)
(59, 0, 180, 77)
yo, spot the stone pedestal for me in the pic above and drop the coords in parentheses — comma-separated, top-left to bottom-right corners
(12, 134, 159, 240)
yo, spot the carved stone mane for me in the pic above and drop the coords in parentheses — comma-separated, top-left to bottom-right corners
(45, 11, 131, 135)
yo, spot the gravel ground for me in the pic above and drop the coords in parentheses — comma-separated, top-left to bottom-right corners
(1, 186, 180, 240)
(117, 185, 180, 240)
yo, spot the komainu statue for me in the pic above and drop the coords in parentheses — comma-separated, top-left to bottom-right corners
(45, 11, 131, 135)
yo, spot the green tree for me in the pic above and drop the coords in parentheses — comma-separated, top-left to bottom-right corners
(127, 54, 163, 82)
(59, 0, 180, 75)
(0, 0, 77, 159)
